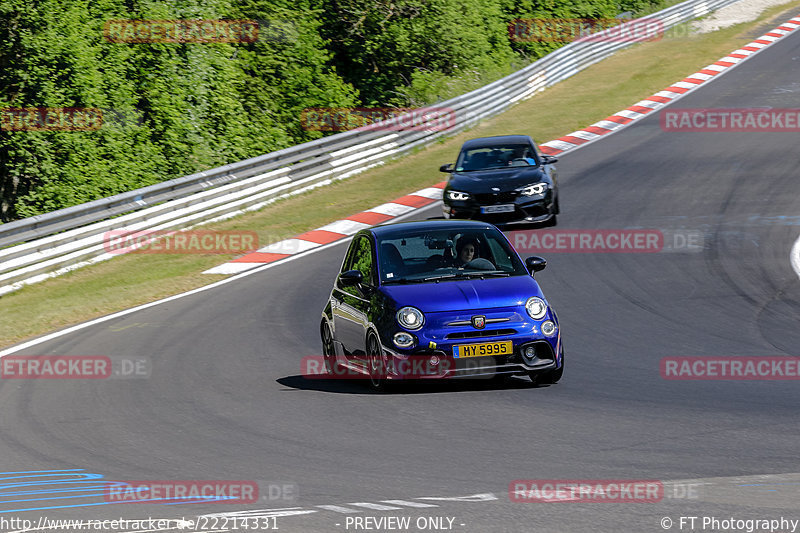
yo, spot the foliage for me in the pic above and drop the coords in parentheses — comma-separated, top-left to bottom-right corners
(0, 0, 669, 221)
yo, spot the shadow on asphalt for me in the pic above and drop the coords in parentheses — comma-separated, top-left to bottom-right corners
(276, 374, 555, 395)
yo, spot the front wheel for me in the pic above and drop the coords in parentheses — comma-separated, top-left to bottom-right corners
(321, 321, 338, 375)
(366, 333, 387, 391)
(529, 351, 564, 385)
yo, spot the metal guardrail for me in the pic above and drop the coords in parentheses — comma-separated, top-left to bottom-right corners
(0, 0, 738, 294)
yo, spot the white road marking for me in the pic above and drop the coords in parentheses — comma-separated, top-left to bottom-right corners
(652, 90, 685, 99)
(201, 508, 318, 518)
(257, 238, 320, 254)
(202, 262, 260, 275)
(316, 504, 361, 513)
(590, 120, 625, 130)
(381, 499, 438, 508)
(348, 502, 403, 510)
(562, 130, 600, 141)
(684, 72, 714, 81)
(418, 493, 498, 502)
(632, 99, 665, 109)
(540, 139, 576, 151)
(412, 187, 444, 199)
(316, 219, 370, 235)
(369, 202, 416, 216)
(613, 109, 646, 120)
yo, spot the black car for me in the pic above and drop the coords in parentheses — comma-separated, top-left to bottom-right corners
(440, 135, 559, 225)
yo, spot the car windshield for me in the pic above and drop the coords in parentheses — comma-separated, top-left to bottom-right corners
(455, 144, 539, 172)
(377, 227, 528, 284)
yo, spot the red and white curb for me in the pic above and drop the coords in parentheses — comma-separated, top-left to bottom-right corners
(203, 185, 445, 274)
(204, 14, 800, 276)
(539, 14, 800, 156)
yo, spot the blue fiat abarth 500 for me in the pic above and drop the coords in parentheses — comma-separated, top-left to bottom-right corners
(319, 219, 564, 389)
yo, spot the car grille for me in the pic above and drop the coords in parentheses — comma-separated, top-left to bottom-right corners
(474, 192, 517, 204)
(446, 328, 517, 340)
(445, 317, 510, 327)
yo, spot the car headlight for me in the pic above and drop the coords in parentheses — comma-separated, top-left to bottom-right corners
(396, 306, 425, 330)
(525, 297, 548, 320)
(446, 190, 470, 201)
(541, 320, 557, 337)
(519, 182, 547, 196)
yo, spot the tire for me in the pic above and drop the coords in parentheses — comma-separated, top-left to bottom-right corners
(366, 333, 387, 391)
(543, 196, 559, 227)
(321, 321, 338, 375)
(529, 351, 564, 385)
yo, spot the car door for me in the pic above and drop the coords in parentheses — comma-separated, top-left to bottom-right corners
(331, 234, 377, 369)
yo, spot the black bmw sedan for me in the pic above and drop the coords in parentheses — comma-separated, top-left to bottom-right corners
(440, 135, 560, 225)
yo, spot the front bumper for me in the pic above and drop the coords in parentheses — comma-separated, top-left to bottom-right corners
(443, 194, 554, 224)
(380, 335, 561, 380)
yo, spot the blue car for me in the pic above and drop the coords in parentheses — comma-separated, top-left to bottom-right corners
(320, 220, 564, 389)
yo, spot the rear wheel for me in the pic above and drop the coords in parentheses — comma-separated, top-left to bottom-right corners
(366, 333, 387, 391)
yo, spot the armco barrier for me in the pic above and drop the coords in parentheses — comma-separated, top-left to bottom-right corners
(0, 0, 739, 295)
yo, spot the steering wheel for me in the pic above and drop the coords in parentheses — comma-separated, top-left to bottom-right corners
(464, 258, 496, 270)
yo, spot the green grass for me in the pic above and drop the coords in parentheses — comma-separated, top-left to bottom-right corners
(2, 1, 800, 349)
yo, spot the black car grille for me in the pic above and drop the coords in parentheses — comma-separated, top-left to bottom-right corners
(446, 328, 517, 340)
(474, 192, 518, 204)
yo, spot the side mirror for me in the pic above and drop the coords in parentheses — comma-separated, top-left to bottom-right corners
(338, 269, 364, 286)
(541, 155, 558, 164)
(439, 163, 453, 173)
(525, 256, 547, 275)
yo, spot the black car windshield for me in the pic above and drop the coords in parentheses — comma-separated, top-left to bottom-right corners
(455, 144, 539, 172)
(377, 227, 528, 284)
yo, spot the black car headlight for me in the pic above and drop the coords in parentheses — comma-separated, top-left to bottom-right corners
(446, 190, 470, 201)
(397, 306, 425, 330)
(518, 182, 547, 196)
(525, 297, 548, 320)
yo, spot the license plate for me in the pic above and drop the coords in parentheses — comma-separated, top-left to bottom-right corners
(481, 204, 515, 214)
(453, 341, 513, 358)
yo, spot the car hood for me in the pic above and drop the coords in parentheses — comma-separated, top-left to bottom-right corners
(380, 275, 545, 313)
(448, 167, 547, 193)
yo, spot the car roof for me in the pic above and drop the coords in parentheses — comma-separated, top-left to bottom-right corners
(368, 219, 497, 238)
(460, 135, 533, 149)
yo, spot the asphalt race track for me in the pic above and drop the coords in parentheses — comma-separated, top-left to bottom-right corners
(1, 21, 800, 533)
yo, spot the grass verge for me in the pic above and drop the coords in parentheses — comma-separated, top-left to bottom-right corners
(2, 2, 799, 349)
